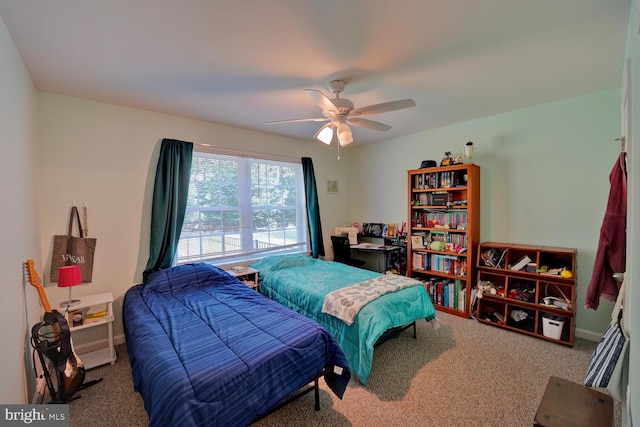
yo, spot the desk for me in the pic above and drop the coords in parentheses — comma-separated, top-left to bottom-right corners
(351, 243, 402, 273)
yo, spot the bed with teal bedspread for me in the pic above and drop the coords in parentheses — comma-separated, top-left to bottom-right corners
(250, 254, 437, 385)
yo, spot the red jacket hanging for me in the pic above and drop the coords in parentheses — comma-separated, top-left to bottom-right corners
(585, 152, 627, 310)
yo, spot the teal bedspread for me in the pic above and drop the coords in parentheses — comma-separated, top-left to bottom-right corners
(250, 254, 436, 384)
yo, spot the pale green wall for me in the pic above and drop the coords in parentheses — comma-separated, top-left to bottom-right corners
(0, 14, 42, 403)
(36, 93, 352, 342)
(348, 89, 621, 337)
(36, 88, 623, 342)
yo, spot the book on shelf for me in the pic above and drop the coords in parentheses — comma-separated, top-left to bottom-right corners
(429, 254, 459, 274)
(423, 278, 466, 310)
(443, 283, 449, 307)
(448, 283, 454, 309)
(414, 172, 441, 189)
(411, 235, 424, 249)
(413, 253, 427, 270)
(510, 255, 532, 271)
(429, 230, 447, 242)
(469, 288, 478, 315)
(83, 310, 108, 324)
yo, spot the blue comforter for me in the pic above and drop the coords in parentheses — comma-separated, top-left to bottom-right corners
(123, 263, 350, 427)
(250, 255, 437, 384)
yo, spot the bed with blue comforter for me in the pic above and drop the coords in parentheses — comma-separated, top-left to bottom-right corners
(250, 254, 437, 385)
(123, 263, 350, 427)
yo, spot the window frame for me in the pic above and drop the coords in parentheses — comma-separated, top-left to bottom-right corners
(176, 145, 309, 266)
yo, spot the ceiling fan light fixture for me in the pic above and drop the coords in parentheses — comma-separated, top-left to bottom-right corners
(266, 80, 415, 146)
(337, 123, 353, 146)
(315, 124, 334, 144)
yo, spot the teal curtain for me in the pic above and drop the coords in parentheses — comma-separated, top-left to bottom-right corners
(143, 139, 193, 281)
(301, 157, 325, 258)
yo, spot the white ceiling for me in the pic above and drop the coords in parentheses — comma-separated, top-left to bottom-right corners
(0, 0, 630, 146)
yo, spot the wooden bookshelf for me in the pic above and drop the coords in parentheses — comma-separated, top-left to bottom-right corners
(475, 242, 577, 346)
(406, 163, 480, 318)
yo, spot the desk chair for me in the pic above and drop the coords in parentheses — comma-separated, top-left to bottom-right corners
(331, 235, 366, 268)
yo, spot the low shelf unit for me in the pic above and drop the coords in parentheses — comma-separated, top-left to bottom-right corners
(67, 292, 117, 368)
(475, 242, 577, 346)
(407, 163, 480, 318)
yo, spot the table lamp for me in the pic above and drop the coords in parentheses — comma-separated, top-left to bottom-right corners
(58, 265, 82, 308)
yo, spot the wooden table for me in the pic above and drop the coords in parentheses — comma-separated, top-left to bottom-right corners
(534, 376, 613, 427)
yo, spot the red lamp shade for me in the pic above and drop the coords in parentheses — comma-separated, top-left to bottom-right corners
(58, 265, 82, 308)
(58, 265, 82, 288)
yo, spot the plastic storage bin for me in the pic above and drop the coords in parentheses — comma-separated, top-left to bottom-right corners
(542, 315, 564, 340)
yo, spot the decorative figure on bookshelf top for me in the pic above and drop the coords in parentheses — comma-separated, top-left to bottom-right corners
(464, 141, 475, 162)
(440, 151, 453, 166)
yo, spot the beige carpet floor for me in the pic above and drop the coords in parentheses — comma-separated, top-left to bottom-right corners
(67, 312, 621, 426)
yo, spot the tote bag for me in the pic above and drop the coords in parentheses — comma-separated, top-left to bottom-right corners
(50, 206, 97, 283)
(584, 308, 628, 400)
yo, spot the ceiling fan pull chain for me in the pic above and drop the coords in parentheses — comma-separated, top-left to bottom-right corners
(337, 141, 341, 160)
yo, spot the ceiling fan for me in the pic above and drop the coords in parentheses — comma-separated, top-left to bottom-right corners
(265, 80, 416, 146)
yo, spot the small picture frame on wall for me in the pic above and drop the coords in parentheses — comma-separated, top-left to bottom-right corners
(327, 180, 339, 194)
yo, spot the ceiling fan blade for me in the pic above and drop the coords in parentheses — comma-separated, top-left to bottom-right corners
(347, 117, 392, 132)
(351, 99, 416, 117)
(305, 89, 339, 114)
(264, 117, 328, 125)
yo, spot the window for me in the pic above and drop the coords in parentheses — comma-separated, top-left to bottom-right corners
(177, 150, 308, 264)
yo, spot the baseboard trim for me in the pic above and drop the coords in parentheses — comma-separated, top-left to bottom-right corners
(72, 334, 126, 355)
(575, 327, 602, 342)
(73, 338, 108, 354)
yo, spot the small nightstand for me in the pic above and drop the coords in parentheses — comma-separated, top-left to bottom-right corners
(225, 267, 259, 290)
(67, 292, 117, 369)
